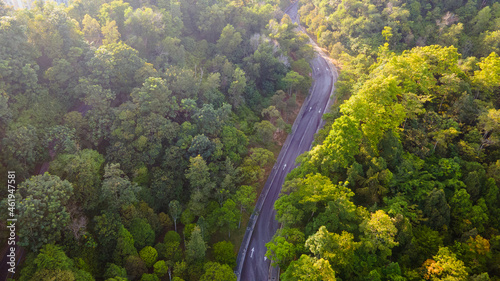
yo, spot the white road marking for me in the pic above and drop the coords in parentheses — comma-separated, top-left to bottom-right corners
(250, 247, 254, 258)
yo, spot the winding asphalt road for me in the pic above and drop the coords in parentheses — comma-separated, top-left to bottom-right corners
(237, 2, 338, 280)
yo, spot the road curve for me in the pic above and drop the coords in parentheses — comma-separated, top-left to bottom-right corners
(237, 2, 338, 280)
(0, 103, 90, 280)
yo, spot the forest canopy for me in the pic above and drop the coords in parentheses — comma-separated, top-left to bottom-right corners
(0, 0, 311, 279)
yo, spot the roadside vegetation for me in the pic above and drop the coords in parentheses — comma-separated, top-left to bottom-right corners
(0, 0, 312, 279)
(269, 0, 500, 280)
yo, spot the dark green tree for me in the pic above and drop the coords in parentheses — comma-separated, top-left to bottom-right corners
(423, 189, 451, 230)
(50, 149, 105, 211)
(169, 200, 182, 232)
(212, 241, 236, 268)
(282, 255, 336, 281)
(139, 246, 158, 267)
(153, 260, 169, 278)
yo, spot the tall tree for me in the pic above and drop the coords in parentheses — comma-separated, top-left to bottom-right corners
(94, 212, 122, 261)
(129, 218, 155, 250)
(123, 7, 166, 58)
(15, 174, 73, 251)
(282, 255, 336, 281)
(474, 52, 500, 92)
(101, 20, 121, 45)
(212, 241, 236, 268)
(216, 24, 242, 58)
(305, 226, 359, 277)
(100, 164, 140, 212)
(360, 210, 399, 260)
(98, 0, 130, 35)
(221, 126, 248, 164)
(212, 199, 238, 238)
(82, 14, 102, 45)
(282, 71, 304, 95)
(162, 231, 182, 262)
(199, 262, 236, 281)
(266, 228, 305, 271)
(113, 225, 138, 265)
(423, 188, 451, 230)
(50, 149, 105, 211)
(239, 148, 274, 183)
(254, 120, 276, 144)
(87, 42, 145, 94)
(477, 108, 500, 154)
(228, 67, 247, 108)
(186, 156, 213, 216)
(185, 155, 210, 190)
(139, 246, 158, 267)
(233, 185, 256, 228)
(421, 247, 468, 280)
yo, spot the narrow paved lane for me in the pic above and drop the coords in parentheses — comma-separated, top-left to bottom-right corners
(238, 2, 338, 280)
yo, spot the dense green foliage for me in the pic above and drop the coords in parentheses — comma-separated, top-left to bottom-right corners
(2, 0, 500, 279)
(0, 0, 311, 279)
(269, 0, 500, 280)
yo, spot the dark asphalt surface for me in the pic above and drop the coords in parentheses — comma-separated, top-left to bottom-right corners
(239, 2, 338, 280)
